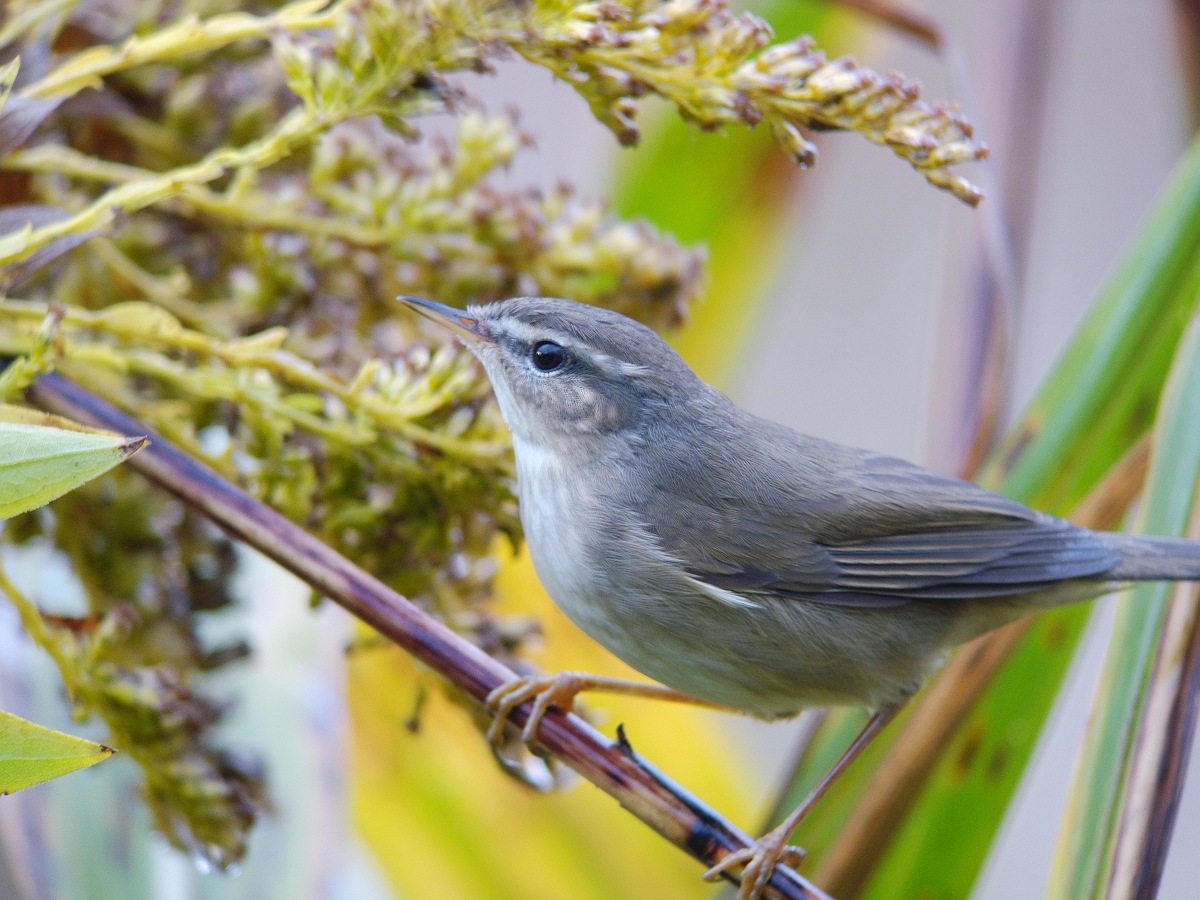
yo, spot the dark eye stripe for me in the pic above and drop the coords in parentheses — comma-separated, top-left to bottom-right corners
(532, 341, 567, 372)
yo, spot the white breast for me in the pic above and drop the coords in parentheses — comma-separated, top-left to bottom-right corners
(512, 438, 603, 622)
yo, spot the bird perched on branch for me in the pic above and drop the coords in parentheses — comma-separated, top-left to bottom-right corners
(400, 294, 1200, 900)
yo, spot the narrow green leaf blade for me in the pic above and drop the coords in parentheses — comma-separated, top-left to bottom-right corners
(1048, 306, 1200, 900)
(0, 709, 115, 794)
(0, 406, 146, 519)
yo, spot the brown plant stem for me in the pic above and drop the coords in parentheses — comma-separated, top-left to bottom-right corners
(814, 431, 1153, 897)
(817, 0, 1019, 479)
(1174, 0, 1200, 125)
(955, 0, 1063, 478)
(831, 0, 945, 50)
(24, 371, 825, 900)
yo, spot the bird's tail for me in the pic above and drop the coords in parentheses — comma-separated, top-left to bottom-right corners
(1102, 533, 1200, 581)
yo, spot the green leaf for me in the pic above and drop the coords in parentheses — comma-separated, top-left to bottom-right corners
(1047, 306, 1200, 900)
(0, 404, 146, 519)
(0, 708, 115, 794)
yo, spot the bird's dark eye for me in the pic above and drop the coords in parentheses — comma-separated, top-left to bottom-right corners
(532, 341, 567, 372)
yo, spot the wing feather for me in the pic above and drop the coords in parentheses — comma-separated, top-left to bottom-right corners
(635, 418, 1121, 608)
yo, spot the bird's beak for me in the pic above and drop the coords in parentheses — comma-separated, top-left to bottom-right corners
(396, 295, 493, 346)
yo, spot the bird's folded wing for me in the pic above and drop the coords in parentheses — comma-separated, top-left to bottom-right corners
(639, 447, 1120, 608)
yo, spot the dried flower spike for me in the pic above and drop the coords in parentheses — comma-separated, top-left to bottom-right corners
(501, 0, 988, 204)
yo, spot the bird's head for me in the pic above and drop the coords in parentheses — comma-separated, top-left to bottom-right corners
(398, 295, 701, 447)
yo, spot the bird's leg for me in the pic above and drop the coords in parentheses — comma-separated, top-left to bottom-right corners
(702, 706, 900, 900)
(485, 671, 729, 746)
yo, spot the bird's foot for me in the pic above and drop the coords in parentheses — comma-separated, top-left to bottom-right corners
(701, 825, 808, 900)
(485, 671, 592, 746)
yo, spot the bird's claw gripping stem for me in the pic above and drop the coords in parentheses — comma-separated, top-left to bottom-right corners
(485, 671, 590, 745)
(701, 828, 808, 900)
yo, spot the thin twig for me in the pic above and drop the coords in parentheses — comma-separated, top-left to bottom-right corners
(825, 0, 1022, 479)
(955, 0, 1063, 476)
(942, 37, 1018, 479)
(1173, 0, 1200, 125)
(24, 371, 825, 900)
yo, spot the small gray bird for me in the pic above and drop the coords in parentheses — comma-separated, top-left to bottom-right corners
(400, 294, 1200, 899)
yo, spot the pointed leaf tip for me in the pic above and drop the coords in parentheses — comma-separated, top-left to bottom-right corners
(0, 709, 115, 794)
(0, 406, 148, 518)
(120, 435, 149, 458)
